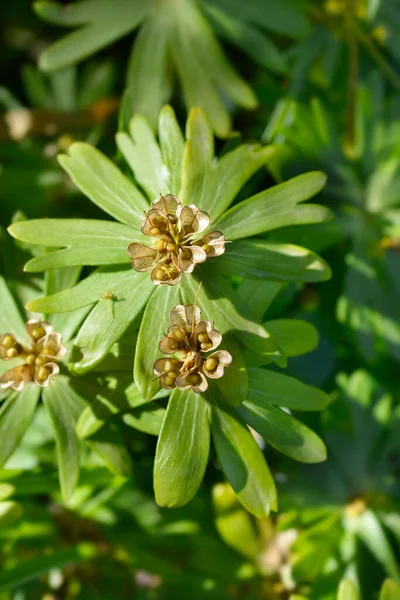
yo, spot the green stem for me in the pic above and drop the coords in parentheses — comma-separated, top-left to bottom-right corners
(352, 18, 400, 91)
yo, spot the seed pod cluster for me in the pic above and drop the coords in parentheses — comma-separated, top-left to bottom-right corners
(153, 304, 232, 393)
(128, 194, 226, 285)
(0, 320, 66, 391)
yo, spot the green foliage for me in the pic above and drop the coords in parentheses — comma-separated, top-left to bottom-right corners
(2, 1, 400, 598)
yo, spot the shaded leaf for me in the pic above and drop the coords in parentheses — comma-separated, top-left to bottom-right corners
(154, 389, 210, 507)
(43, 376, 86, 500)
(210, 389, 277, 518)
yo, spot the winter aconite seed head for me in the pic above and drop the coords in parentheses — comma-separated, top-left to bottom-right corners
(128, 194, 226, 285)
(153, 301, 232, 394)
(0, 320, 66, 392)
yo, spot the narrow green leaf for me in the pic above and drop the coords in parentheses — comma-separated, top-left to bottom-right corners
(37, 0, 147, 71)
(237, 279, 283, 322)
(87, 420, 132, 476)
(205, 4, 287, 74)
(116, 114, 169, 200)
(171, 34, 231, 138)
(213, 171, 327, 239)
(380, 579, 400, 600)
(0, 543, 98, 591)
(28, 266, 132, 314)
(158, 105, 185, 196)
(212, 483, 260, 560)
(337, 579, 359, 600)
(8, 218, 136, 248)
(44, 265, 81, 297)
(182, 270, 285, 361)
(126, 13, 172, 129)
(248, 368, 330, 411)
(239, 401, 327, 463)
(122, 403, 166, 436)
(180, 107, 214, 206)
(154, 389, 210, 507)
(70, 271, 153, 374)
(264, 319, 319, 357)
(216, 335, 247, 406)
(0, 275, 26, 342)
(178, 0, 257, 110)
(134, 283, 181, 401)
(34, 0, 114, 26)
(24, 246, 131, 272)
(206, 145, 275, 221)
(43, 376, 86, 500)
(59, 143, 149, 226)
(209, 388, 277, 518)
(218, 240, 332, 282)
(355, 509, 400, 582)
(0, 385, 41, 467)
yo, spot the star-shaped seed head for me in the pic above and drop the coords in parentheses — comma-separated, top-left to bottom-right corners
(0, 320, 66, 391)
(153, 303, 232, 394)
(128, 194, 226, 285)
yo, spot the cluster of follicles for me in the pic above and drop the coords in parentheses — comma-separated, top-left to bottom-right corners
(128, 194, 226, 285)
(0, 320, 66, 392)
(153, 304, 232, 394)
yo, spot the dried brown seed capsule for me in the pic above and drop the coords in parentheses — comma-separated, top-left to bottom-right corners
(129, 194, 225, 285)
(0, 320, 66, 391)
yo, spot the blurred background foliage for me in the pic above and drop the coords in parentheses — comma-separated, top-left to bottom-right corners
(0, 0, 400, 598)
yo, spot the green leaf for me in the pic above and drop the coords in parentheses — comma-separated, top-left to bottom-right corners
(380, 580, 400, 600)
(134, 283, 181, 401)
(0, 385, 41, 467)
(8, 218, 136, 249)
(355, 509, 400, 582)
(215, 335, 247, 406)
(204, 145, 276, 222)
(116, 115, 169, 200)
(213, 171, 328, 239)
(24, 247, 131, 272)
(337, 579, 359, 600)
(44, 266, 88, 341)
(0, 543, 98, 591)
(0, 501, 23, 530)
(43, 376, 86, 501)
(28, 266, 132, 313)
(70, 271, 153, 374)
(248, 368, 330, 411)
(59, 142, 149, 226)
(87, 420, 133, 476)
(212, 482, 260, 560)
(239, 401, 327, 463)
(218, 240, 332, 282)
(237, 279, 283, 322)
(36, 0, 147, 71)
(180, 107, 214, 206)
(0, 275, 26, 342)
(126, 12, 172, 129)
(158, 105, 185, 196)
(205, 4, 287, 74)
(154, 389, 210, 507)
(34, 0, 116, 26)
(182, 271, 285, 362)
(209, 387, 277, 518)
(122, 403, 166, 436)
(264, 319, 319, 357)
